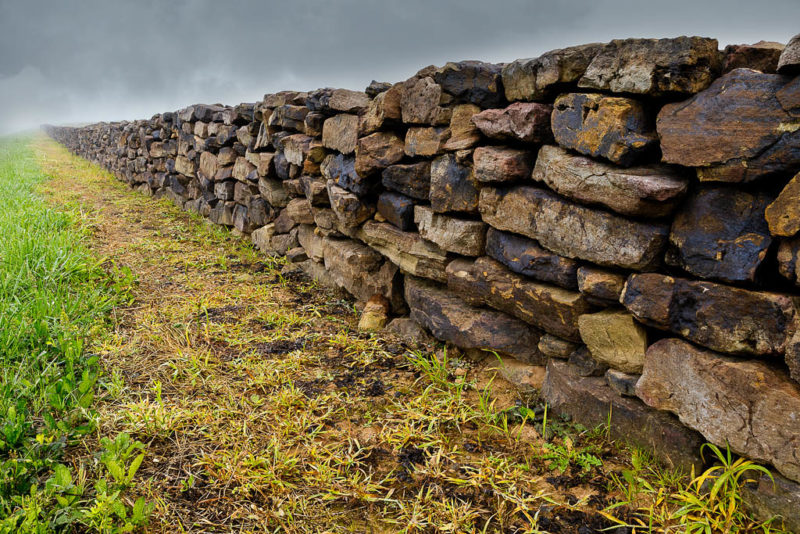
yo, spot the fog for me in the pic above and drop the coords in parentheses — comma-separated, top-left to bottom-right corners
(1, 0, 798, 135)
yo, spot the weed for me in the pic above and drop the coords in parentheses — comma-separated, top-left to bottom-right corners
(604, 442, 788, 533)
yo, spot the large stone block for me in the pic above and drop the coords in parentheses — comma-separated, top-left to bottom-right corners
(531, 145, 688, 218)
(300, 176, 329, 206)
(326, 180, 375, 228)
(637, 338, 800, 483)
(175, 155, 196, 178)
(621, 273, 796, 356)
(542, 359, 704, 472)
(404, 127, 450, 157)
(432, 61, 504, 108)
(765, 171, 800, 237)
(233, 181, 257, 204)
(551, 93, 658, 166)
(251, 224, 276, 254)
(778, 33, 800, 74)
(284, 198, 315, 225)
(400, 77, 445, 125)
(354, 132, 404, 177)
(722, 41, 784, 74)
(578, 36, 721, 96)
(443, 104, 481, 150)
(485, 227, 578, 289)
(657, 69, 800, 183)
(322, 238, 403, 311)
(414, 206, 486, 256)
(308, 88, 370, 114)
(360, 91, 395, 135)
(214, 180, 235, 201)
(321, 153, 371, 196)
(283, 134, 313, 166)
(322, 114, 360, 154)
(232, 204, 256, 234)
(471, 102, 554, 144)
(381, 162, 431, 201)
(258, 177, 289, 208)
(666, 186, 773, 283)
(297, 224, 325, 262)
(742, 471, 800, 534)
(576, 266, 626, 302)
(473, 146, 534, 183)
(357, 221, 450, 283)
(429, 154, 480, 213)
(233, 157, 256, 182)
(405, 277, 544, 364)
(267, 105, 308, 132)
(479, 186, 669, 270)
(376, 192, 415, 231)
(198, 151, 219, 181)
(446, 256, 592, 341)
(218, 147, 238, 167)
(502, 43, 604, 102)
(578, 310, 647, 373)
(250, 152, 275, 177)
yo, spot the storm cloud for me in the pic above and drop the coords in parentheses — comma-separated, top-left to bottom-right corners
(1, 0, 798, 135)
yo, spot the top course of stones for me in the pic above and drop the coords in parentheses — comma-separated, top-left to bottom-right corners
(46, 34, 800, 528)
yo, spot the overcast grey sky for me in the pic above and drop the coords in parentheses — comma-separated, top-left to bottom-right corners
(0, 0, 798, 135)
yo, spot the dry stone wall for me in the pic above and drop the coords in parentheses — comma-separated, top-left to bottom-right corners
(46, 34, 800, 527)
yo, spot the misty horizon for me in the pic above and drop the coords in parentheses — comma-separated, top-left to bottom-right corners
(1, 0, 799, 135)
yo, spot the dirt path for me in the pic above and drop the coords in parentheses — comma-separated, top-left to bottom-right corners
(32, 135, 627, 533)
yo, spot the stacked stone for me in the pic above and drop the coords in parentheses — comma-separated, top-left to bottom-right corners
(44, 33, 800, 527)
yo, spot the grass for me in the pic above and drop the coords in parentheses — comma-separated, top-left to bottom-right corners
(0, 135, 147, 532)
(0, 132, 787, 532)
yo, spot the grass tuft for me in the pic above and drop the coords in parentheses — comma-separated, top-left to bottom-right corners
(0, 135, 146, 532)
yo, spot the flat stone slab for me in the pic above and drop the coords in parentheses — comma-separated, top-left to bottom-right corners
(415, 205, 487, 256)
(637, 338, 800, 483)
(485, 227, 579, 289)
(532, 145, 688, 218)
(622, 273, 796, 356)
(357, 221, 450, 283)
(542, 359, 704, 472)
(657, 69, 800, 183)
(405, 276, 544, 364)
(446, 256, 593, 341)
(501, 43, 604, 102)
(471, 102, 554, 144)
(473, 146, 535, 184)
(479, 185, 669, 270)
(578, 36, 721, 96)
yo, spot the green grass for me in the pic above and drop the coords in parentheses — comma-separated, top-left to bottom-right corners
(0, 135, 147, 532)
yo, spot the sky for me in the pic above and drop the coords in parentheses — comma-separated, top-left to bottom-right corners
(1, 0, 799, 135)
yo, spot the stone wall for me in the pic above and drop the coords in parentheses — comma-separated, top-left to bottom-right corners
(45, 34, 800, 527)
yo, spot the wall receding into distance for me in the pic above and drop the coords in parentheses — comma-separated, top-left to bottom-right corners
(46, 34, 800, 528)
